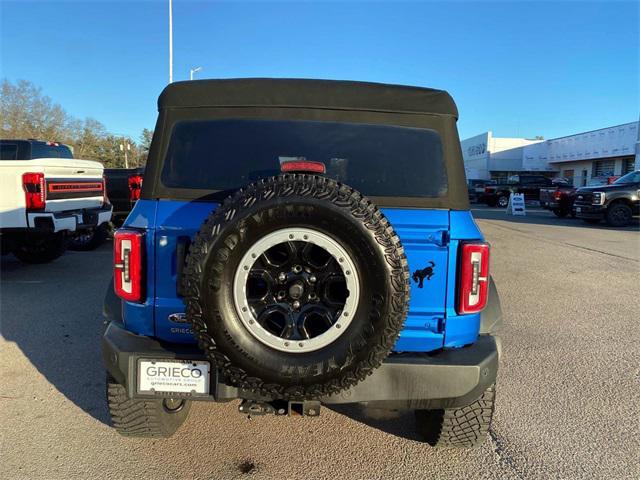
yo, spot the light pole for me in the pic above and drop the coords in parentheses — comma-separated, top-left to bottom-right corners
(119, 139, 131, 168)
(190, 66, 202, 80)
(169, 0, 173, 83)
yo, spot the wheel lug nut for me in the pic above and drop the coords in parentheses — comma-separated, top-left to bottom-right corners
(292, 300, 301, 310)
(309, 275, 316, 283)
(278, 272, 286, 282)
(292, 265, 302, 274)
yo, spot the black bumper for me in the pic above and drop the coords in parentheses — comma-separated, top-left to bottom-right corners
(102, 322, 499, 410)
(573, 203, 605, 219)
(540, 200, 560, 210)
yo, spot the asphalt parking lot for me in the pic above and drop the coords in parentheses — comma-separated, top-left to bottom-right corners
(1, 208, 638, 479)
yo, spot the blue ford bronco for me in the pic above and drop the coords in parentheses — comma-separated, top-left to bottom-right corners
(102, 79, 503, 448)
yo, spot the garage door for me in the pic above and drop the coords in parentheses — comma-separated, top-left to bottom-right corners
(593, 160, 615, 177)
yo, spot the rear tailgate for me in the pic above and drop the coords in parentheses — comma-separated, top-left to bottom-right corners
(39, 158, 105, 211)
(149, 201, 451, 353)
(539, 187, 557, 203)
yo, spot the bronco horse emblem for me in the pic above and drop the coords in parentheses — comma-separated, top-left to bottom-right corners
(412, 261, 436, 288)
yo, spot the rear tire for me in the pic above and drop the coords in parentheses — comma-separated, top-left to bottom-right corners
(552, 208, 568, 218)
(106, 375, 191, 438)
(415, 384, 496, 448)
(605, 203, 633, 227)
(13, 233, 67, 264)
(496, 195, 509, 208)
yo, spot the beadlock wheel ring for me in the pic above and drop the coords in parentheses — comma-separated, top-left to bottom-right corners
(233, 227, 360, 353)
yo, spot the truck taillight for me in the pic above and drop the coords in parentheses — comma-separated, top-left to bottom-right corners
(22, 172, 46, 210)
(457, 242, 490, 314)
(554, 190, 562, 200)
(114, 229, 144, 302)
(128, 174, 143, 202)
(484, 186, 493, 193)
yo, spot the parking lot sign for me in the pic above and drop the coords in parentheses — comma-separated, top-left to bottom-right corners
(507, 193, 526, 216)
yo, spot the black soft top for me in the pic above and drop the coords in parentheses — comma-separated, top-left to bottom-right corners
(158, 78, 458, 118)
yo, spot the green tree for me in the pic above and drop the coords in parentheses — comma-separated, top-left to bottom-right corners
(137, 128, 153, 166)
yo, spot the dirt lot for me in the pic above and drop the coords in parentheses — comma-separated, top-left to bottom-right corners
(1, 208, 638, 479)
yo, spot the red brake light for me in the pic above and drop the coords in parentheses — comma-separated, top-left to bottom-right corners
(484, 186, 493, 193)
(114, 229, 144, 302)
(280, 160, 326, 174)
(457, 242, 490, 314)
(554, 190, 562, 200)
(128, 174, 143, 202)
(22, 172, 46, 210)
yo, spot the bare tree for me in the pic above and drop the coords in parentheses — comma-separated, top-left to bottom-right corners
(1, 79, 150, 168)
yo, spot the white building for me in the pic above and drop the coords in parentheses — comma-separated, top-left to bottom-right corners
(462, 121, 639, 187)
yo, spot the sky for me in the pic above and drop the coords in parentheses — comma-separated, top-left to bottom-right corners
(1, 0, 638, 141)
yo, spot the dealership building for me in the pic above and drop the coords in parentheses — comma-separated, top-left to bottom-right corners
(461, 121, 639, 187)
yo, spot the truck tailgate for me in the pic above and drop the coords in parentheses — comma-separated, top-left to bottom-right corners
(539, 188, 556, 203)
(40, 159, 105, 211)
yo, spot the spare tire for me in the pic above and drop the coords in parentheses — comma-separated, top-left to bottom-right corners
(182, 174, 410, 399)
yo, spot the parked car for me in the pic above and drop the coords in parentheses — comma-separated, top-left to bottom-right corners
(483, 174, 554, 207)
(0, 139, 111, 263)
(69, 167, 145, 250)
(467, 178, 496, 203)
(539, 179, 577, 217)
(101, 79, 503, 448)
(103, 167, 145, 226)
(573, 170, 640, 227)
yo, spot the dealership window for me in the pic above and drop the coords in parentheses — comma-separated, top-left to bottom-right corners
(593, 160, 615, 177)
(622, 158, 635, 174)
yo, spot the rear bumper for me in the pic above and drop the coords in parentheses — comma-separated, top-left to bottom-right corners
(27, 205, 112, 233)
(540, 200, 560, 209)
(102, 322, 499, 409)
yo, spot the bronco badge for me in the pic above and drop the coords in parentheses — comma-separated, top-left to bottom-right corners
(412, 261, 436, 288)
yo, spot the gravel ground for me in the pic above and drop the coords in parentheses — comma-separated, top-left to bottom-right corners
(1, 208, 638, 479)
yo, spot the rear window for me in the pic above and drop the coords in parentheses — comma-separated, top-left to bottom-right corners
(30, 143, 73, 159)
(160, 119, 447, 198)
(0, 143, 18, 160)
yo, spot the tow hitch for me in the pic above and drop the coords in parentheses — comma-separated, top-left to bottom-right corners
(238, 399, 321, 417)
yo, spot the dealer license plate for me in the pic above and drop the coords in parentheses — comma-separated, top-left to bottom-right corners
(138, 359, 210, 395)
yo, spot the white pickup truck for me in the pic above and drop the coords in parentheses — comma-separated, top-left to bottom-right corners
(0, 139, 112, 263)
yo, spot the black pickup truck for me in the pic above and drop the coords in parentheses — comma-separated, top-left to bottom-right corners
(573, 170, 640, 227)
(104, 167, 144, 226)
(483, 174, 553, 207)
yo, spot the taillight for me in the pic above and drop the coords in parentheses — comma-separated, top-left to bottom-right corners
(457, 242, 490, 314)
(484, 186, 493, 193)
(128, 174, 143, 202)
(554, 190, 562, 200)
(22, 172, 46, 210)
(114, 229, 144, 302)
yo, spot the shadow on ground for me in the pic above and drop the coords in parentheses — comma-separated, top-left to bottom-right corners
(1, 244, 114, 425)
(329, 404, 423, 441)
